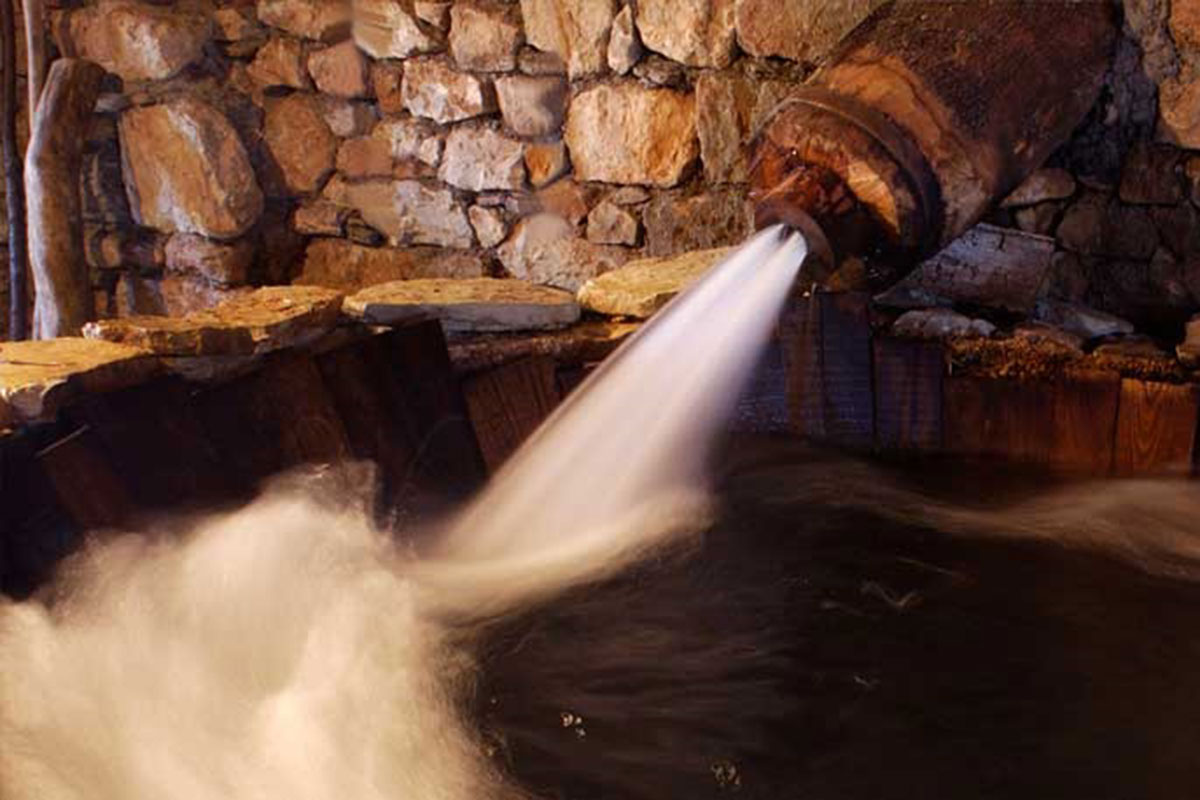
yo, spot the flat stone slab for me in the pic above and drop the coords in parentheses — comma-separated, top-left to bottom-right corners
(344, 278, 580, 332)
(577, 247, 732, 318)
(0, 337, 157, 425)
(82, 286, 345, 356)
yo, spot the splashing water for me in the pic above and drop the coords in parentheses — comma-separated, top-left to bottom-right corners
(0, 226, 808, 800)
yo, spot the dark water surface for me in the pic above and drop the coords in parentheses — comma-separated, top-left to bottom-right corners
(474, 438, 1200, 800)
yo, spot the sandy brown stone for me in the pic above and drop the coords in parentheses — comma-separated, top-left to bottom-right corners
(586, 201, 638, 245)
(337, 137, 394, 178)
(449, 0, 523, 71)
(307, 38, 369, 97)
(469, 205, 508, 248)
(353, 0, 441, 57)
(293, 199, 348, 235)
(736, 0, 884, 63)
(607, 4, 641, 74)
(643, 189, 752, 256)
(0, 338, 157, 425)
(416, 1, 452, 29)
(258, 0, 351, 40)
(524, 140, 570, 188)
(84, 285, 344, 356)
(565, 83, 697, 187)
(402, 58, 496, 123)
(637, 0, 735, 67)
(165, 234, 255, 286)
(439, 126, 526, 191)
(58, 0, 210, 82)
(1158, 76, 1200, 148)
(334, 178, 474, 247)
(577, 246, 730, 317)
(247, 36, 310, 89)
(214, 8, 262, 42)
(536, 179, 590, 226)
(1000, 168, 1078, 208)
(371, 60, 406, 113)
(316, 96, 377, 137)
(296, 238, 485, 289)
(120, 98, 264, 239)
(264, 93, 339, 194)
(497, 213, 627, 291)
(372, 116, 444, 165)
(519, 46, 567, 75)
(520, 0, 615, 79)
(496, 75, 567, 137)
(346, 277, 580, 332)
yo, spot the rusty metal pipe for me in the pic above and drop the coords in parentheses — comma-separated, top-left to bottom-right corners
(751, 0, 1116, 291)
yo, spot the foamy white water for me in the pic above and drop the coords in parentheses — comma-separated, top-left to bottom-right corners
(0, 227, 807, 800)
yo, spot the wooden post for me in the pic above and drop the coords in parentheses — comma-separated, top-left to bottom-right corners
(26, 58, 103, 339)
(22, 0, 43, 126)
(0, 0, 26, 340)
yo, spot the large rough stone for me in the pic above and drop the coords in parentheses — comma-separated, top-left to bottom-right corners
(334, 179, 474, 247)
(293, 199, 348, 235)
(247, 36, 310, 89)
(893, 309, 996, 340)
(0, 338, 157, 424)
(736, 0, 884, 64)
(58, 0, 210, 82)
(1158, 76, 1200, 148)
(296, 238, 485, 288)
(637, 0, 735, 67)
(1057, 193, 1160, 260)
(1033, 299, 1136, 340)
(497, 213, 627, 291)
(258, 0, 351, 40)
(318, 95, 378, 136)
(1119, 142, 1184, 205)
(449, 0, 523, 71)
(372, 116, 443, 165)
(353, 0, 441, 57)
(999, 168, 1078, 208)
(402, 58, 497, 123)
(120, 98, 264, 239)
(336, 137, 393, 178)
(1127, 0, 1179, 82)
(695, 72, 793, 184)
(264, 93, 339, 194)
(468, 204, 508, 248)
(525, 139, 569, 187)
(564, 83, 696, 187)
(577, 246, 731, 317)
(586, 201, 639, 245)
(643, 190, 752, 256)
(496, 75, 567, 137)
(439, 126, 526, 191)
(607, 4, 641, 74)
(165, 234, 255, 286)
(346, 278, 580, 331)
(84, 286, 344, 356)
(520, 0, 615, 79)
(307, 38, 369, 97)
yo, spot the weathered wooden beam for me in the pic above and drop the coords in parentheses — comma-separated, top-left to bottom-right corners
(0, 0, 26, 340)
(1114, 380, 1200, 476)
(27, 58, 104, 338)
(782, 292, 875, 449)
(873, 337, 944, 452)
(463, 355, 560, 472)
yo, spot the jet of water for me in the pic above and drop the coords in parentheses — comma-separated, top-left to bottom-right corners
(0, 226, 808, 800)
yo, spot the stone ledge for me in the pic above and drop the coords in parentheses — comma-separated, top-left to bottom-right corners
(0, 338, 158, 426)
(577, 246, 733, 318)
(344, 277, 581, 332)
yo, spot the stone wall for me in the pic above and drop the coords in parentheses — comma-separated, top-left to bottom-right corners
(5, 0, 1200, 342)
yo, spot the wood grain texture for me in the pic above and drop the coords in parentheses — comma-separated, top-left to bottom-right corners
(783, 292, 875, 448)
(873, 337, 944, 452)
(944, 377, 1055, 463)
(1114, 380, 1199, 476)
(1048, 372, 1120, 474)
(464, 355, 560, 472)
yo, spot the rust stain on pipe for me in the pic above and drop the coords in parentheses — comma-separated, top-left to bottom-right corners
(751, 0, 1116, 291)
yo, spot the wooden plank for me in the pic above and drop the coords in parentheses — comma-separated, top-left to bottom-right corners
(463, 355, 560, 472)
(36, 426, 136, 530)
(1114, 380, 1199, 475)
(195, 353, 351, 491)
(379, 322, 485, 491)
(943, 377, 1055, 463)
(1048, 372, 1121, 474)
(733, 334, 791, 433)
(782, 292, 875, 448)
(65, 377, 234, 509)
(873, 337, 944, 451)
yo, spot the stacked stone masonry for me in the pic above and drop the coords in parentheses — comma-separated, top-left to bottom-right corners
(2, 0, 1200, 348)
